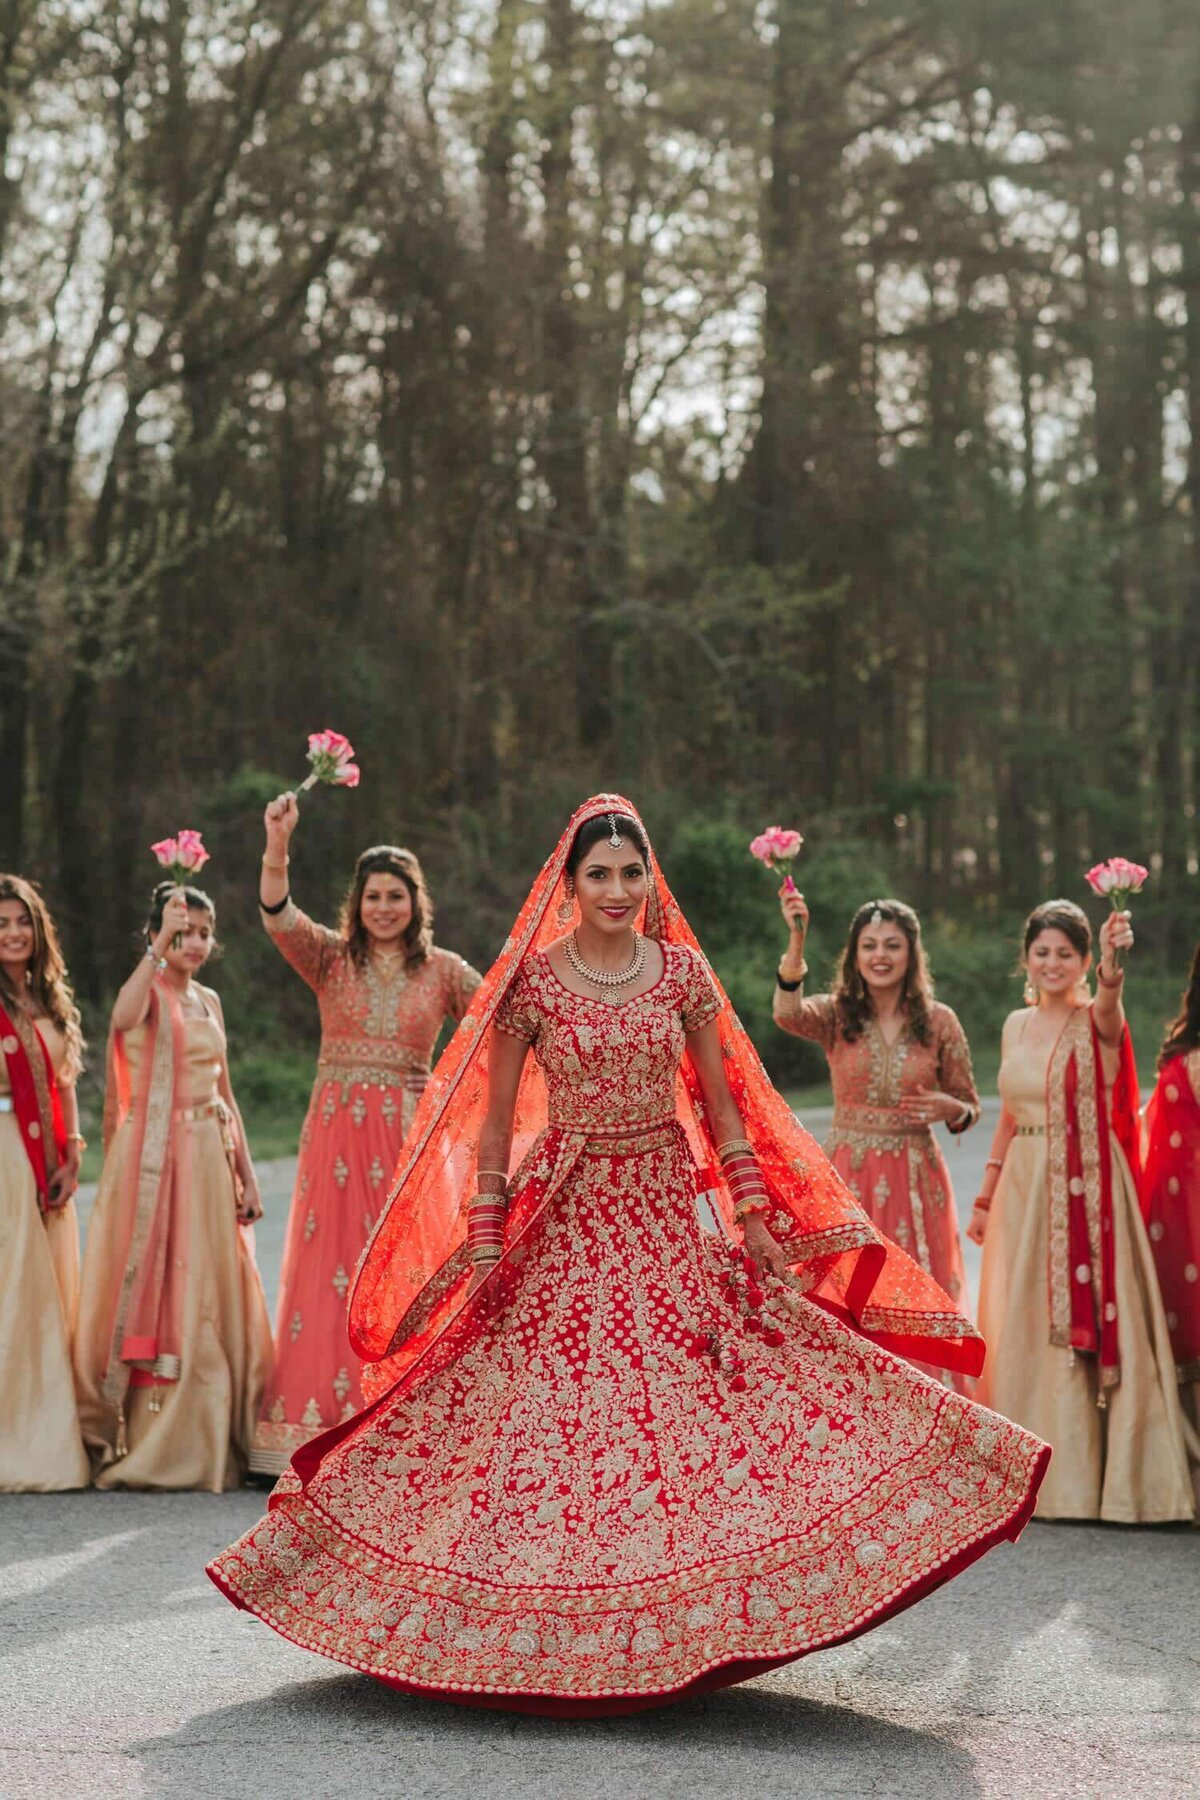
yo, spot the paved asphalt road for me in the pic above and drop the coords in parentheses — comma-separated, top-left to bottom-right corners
(5, 1104, 1196, 1798)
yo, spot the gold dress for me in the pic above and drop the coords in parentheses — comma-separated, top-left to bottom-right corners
(74, 1000, 274, 1491)
(976, 1009, 1195, 1522)
(0, 1017, 89, 1491)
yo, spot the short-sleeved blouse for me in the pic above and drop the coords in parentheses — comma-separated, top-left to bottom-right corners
(495, 943, 722, 1133)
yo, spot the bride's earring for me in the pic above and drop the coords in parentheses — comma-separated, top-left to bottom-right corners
(557, 881, 576, 926)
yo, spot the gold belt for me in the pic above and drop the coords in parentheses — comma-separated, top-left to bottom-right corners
(830, 1105, 929, 1137)
(571, 1120, 680, 1157)
(175, 1099, 231, 1124)
(1013, 1124, 1046, 1137)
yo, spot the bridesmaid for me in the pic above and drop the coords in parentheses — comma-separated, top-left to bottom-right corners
(250, 794, 482, 1476)
(773, 892, 979, 1380)
(1140, 943, 1200, 1455)
(969, 900, 1195, 1522)
(0, 875, 89, 1490)
(74, 883, 273, 1490)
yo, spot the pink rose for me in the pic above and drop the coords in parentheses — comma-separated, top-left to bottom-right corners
(300, 728, 360, 793)
(1085, 857, 1148, 900)
(151, 830, 210, 882)
(749, 826, 804, 870)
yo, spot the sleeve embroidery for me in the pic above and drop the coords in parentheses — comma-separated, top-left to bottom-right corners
(773, 984, 837, 1049)
(494, 963, 539, 1044)
(680, 948, 723, 1034)
(937, 1007, 980, 1133)
(264, 898, 341, 992)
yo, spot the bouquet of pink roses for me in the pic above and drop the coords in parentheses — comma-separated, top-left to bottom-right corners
(298, 728, 360, 792)
(1084, 856, 1149, 970)
(150, 829, 210, 887)
(749, 826, 804, 896)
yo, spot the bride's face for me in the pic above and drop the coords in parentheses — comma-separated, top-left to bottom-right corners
(573, 841, 648, 936)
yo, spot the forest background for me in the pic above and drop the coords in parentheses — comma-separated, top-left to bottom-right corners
(3, 0, 1199, 1156)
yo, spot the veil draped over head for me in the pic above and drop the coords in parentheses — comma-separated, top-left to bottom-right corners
(349, 794, 983, 1402)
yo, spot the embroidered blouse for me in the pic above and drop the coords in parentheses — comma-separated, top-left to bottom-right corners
(266, 900, 482, 1090)
(773, 985, 980, 1156)
(495, 944, 722, 1133)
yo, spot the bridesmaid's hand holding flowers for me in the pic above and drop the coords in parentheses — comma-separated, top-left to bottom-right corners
(1098, 908, 1133, 976)
(264, 792, 300, 859)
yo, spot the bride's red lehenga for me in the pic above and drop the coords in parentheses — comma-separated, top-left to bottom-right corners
(208, 795, 1049, 1715)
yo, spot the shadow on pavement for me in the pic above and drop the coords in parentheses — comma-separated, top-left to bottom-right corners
(129, 1670, 982, 1798)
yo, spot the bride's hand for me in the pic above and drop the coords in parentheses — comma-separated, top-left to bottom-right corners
(742, 1216, 790, 1278)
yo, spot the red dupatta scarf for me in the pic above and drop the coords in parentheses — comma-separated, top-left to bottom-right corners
(1140, 1054, 1200, 1382)
(0, 999, 66, 1211)
(1045, 1006, 1140, 1400)
(350, 793, 984, 1403)
(97, 978, 191, 1415)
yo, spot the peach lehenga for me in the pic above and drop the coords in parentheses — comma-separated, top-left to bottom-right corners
(773, 986, 978, 1386)
(74, 983, 273, 1491)
(250, 905, 480, 1474)
(976, 1006, 1196, 1522)
(0, 1012, 89, 1491)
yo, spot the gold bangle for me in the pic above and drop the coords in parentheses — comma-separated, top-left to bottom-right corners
(261, 856, 290, 872)
(66, 1133, 88, 1151)
(1095, 964, 1124, 988)
(717, 1138, 754, 1163)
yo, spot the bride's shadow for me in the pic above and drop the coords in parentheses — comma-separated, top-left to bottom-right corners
(131, 1669, 981, 1797)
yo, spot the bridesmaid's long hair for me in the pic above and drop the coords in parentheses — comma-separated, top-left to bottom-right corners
(340, 847, 433, 969)
(1158, 941, 1200, 1070)
(831, 898, 934, 1045)
(0, 874, 85, 1080)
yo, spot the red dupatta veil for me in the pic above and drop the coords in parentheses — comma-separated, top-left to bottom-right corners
(349, 794, 984, 1401)
(1141, 1054, 1200, 1383)
(1046, 1006, 1141, 1399)
(0, 1000, 66, 1209)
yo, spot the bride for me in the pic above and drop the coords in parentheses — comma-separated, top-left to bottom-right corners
(209, 794, 1048, 1714)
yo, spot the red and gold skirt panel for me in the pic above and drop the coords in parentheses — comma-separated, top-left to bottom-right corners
(213, 1127, 1048, 1704)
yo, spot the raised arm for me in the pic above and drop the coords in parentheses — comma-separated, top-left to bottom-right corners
(110, 891, 189, 1033)
(1092, 909, 1132, 1046)
(772, 885, 838, 1046)
(259, 791, 339, 988)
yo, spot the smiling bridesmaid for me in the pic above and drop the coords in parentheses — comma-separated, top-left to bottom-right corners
(250, 796, 482, 1476)
(772, 893, 979, 1385)
(0, 875, 89, 1490)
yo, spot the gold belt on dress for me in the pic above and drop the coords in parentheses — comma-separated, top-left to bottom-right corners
(567, 1119, 680, 1157)
(830, 1105, 930, 1137)
(175, 1098, 232, 1125)
(1013, 1124, 1045, 1136)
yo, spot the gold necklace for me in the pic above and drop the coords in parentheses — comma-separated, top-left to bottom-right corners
(564, 930, 647, 990)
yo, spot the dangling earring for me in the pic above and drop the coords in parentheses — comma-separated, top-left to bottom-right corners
(1024, 976, 1038, 1006)
(557, 881, 576, 926)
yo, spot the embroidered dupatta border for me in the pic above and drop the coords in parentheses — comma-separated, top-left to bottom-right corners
(0, 999, 63, 1204)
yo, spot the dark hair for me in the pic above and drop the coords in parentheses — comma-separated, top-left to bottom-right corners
(1022, 899, 1091, 961)
(145, 880, 220, 960)
(339, 846, 433, 969)
(146, 879, 216, 937)
(1158, 941, 1200, 1070)
(566, 812, 650, 879)
(0, 874, 85, 1081)
(832, 899, 934, 1045)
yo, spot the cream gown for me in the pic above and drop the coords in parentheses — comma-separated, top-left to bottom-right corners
(0, 1016, 90, 1491)
(976, 1008, 1195, 1522)
(74, 999, 274, 1492)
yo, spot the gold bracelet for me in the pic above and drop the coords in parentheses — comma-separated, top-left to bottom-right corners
(66, 1133, 88, 1151)
(734, 1198, 769, 1220)
(261, 857, 290, 873)
(1095, 964, 1124, 988)
(717, 1138, 754, 1163)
